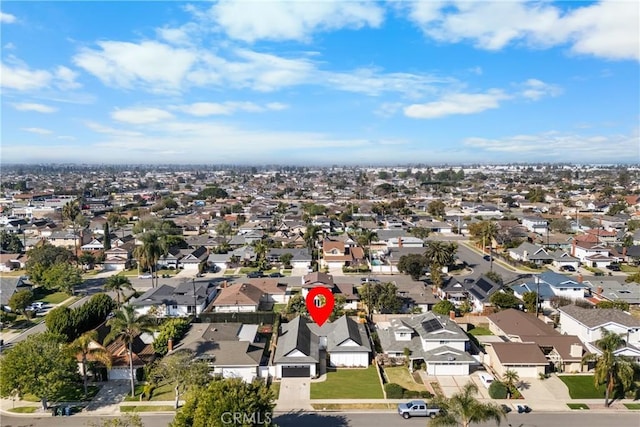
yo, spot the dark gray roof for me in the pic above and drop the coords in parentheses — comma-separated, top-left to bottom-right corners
(131, 282, 214, 307)
(273, 316, 320, 364)
(559, 304, 640, 328)
(325, 315, 371, 353)
(0, 276, 32, 306)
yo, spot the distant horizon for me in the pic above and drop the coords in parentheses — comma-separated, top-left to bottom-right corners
(1, 1, 638, 164)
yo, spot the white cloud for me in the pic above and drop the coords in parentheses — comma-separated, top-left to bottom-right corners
(0, 11, 16, 23)
(0, 62, 52, 91)
(54, 66, 81, 90)
(85, 121, 144, 137)
(519, 79, 562, 101)
(56, 135, 77, 141)
(171, 101, 288, 116)
(73, 41, 197, 92)
(13, 103, 58, 113)
(111, 107, 174, 124)
(210, 0, 384, 43)
(463, 130, 639, 162)
(404, 90, 509, 119)
(21, 127, 53, 135)
(406, 0, 639, 61)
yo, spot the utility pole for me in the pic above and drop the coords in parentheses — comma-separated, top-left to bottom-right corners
(192, 278, 199, 322)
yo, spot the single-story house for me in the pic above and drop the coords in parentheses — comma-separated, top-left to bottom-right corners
(485, 342, 548, 378)
(130, 282, 217, 317)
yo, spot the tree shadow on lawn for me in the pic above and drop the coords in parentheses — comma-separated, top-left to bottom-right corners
(274, 411, 349, 427)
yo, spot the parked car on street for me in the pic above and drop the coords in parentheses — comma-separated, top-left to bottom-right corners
(397, 400, 440, 419)
(606, 264, 621, 271)
(500, 404, 512, 414)
(138, 273, 153, 279)
(515, 404, 532, 413)
(269, 272, 284, 277)
(247, 271, 265, 278)
(560, 265, 576, 272)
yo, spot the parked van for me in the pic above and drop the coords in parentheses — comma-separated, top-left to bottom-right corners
(479, 373, 494, 389)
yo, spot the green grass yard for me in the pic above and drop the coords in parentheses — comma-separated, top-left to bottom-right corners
(567, 403, 589, 410)
(468, 326, 493, 336)
(123, 382, 175, 402)
(121, 405, 175, 412)
(384, 366, 427, 392)
(8, 406, 38, 413)
(559, 375, 607, 399)
(624, 403, 640, 410)
(310, 366, 383, 399)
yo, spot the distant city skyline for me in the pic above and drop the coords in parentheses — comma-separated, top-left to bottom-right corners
(1, 1, 639, 165)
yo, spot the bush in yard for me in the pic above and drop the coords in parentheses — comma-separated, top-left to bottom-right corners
(153, 318, 191, 355)
(488, 380, 508, 399)
(385, 383, 405, 399)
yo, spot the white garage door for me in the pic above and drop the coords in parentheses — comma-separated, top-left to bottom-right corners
(427, 364, 469, 376)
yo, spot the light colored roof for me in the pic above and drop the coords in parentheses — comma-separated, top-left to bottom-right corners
(211, 283, 263, 307)
(559, 304, 640, 328)
(488, 308, 559, 337)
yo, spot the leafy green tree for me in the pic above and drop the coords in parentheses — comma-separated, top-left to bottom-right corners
(8, 289, 33, 315)
(153, 318, 191, 355)
(0, 332, 80, 410)
(68, 330, 112, 398)
(171, 378, 275, 427)
(25, 243, 74, 284)
(432, 300, 456, 316)
(626, 272, 640, 284)
(78, 251, 96, 269)
(0, 230, 23, 253)
(104, 274, 134, 306)
(215, 220, 233, 241)
(148, 350, 211, 409)
(409, 227, 430, 239)
(596, 300, 630, 311)
(41, 262, 83, 294)
(397, 253, 428, 280)
(431, 382, 506, 427)
(485, 271, 503, 286)
(490, 292, 521, 310)
(428, 200, 446, 218)
(45, 306, 76, 341)
(279, 252, 293, 268)
(582, 328, 638, 407)
(196, 186, 228, 200)
(523, 291, 538, 314)
(377, 282, 403, 314)
(106, 305, 154, 396)
(549, 218, 572, 233)
(285, 294, 308, 315)
(468, 221, 498, 251)
(330, 294, 347, 320)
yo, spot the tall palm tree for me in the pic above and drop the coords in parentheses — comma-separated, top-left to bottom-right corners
(62, 200, 82, 257)
(106, 305, 154, 397)
(68, 330, 112, 398)
(424, 241, 457, 290)
(582, 328, 637, 407)
(431, 382, 506, 427)
(356, 230, 378, 271)
(104, 274, 134, 306)
(135, 232, 165, 288)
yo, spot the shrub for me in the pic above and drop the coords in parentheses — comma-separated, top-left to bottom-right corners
(488, 381, 508, 399)
(153, 318, 191, 355)
(385, 383, 404, 399)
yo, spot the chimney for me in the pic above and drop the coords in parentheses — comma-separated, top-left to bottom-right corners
(570, 343, 582, 358)
(398, 237, 403, 248)
(168, 338, 174, 352)
(577, 273, 583, 283)
(623, 246, 627, 257)
(449, 310, 456, 321)
(571, 239, 576, 256)
(597, 286, 603, 295)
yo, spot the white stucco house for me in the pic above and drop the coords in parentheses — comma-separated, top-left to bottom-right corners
(559, 304, 640, 362)
(376, 313, 476, 376)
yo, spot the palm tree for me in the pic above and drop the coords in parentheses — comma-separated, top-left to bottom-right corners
(134, 232, 165, 288)
(104, 274, 134, 306)
(582, 328, 637, 407)
(68, 331, 112, 398)
(62, 200, 82, 257)
(356, 229, 378, 271)
(424, 241, 457, 290)
(503, 369, 520, 397)
(431, 382, 506, 427)
(106, 305, 154, 397)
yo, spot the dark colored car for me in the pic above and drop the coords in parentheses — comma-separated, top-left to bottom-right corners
(606, 264, 621, 271)
(560, 265, 576, 272)
(269, 272, 284, 277)
(247, 271, 265, 278)
(500, 404, 512, 414)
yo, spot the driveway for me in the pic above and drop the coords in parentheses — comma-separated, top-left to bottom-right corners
(275, 378, 312, 411)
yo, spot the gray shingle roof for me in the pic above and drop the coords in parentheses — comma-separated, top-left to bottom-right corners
(273, 316, 320, 364)
(559, 304, 640, 328)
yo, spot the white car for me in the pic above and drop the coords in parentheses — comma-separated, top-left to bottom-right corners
(138, 273, 153, 279)
(479, 373, 494, 389)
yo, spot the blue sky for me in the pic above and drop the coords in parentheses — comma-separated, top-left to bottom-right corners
(1, 0, 638, 165)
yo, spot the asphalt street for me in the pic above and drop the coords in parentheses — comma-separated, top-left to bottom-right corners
(1, 412, 639, 427)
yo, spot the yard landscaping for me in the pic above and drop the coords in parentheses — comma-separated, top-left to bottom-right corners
(468, 326, 493, 336)
(624, 403, 640, 410)
(311, 403, 395, 410)
(124, 382, 175, 402)
(310, 366, 383, 399)
(559, 375, 607, 399)
(32, 288, 71, 305)
(384, 366, 427, 392)
(567, 403, 589, 410)
(120, 405, 175, 412)
(8, 406, 38, 413)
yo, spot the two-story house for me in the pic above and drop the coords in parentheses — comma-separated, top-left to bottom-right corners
(376, 313, 476, 375)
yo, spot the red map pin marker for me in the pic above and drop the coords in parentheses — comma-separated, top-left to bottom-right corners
(305, 287, 335, 326)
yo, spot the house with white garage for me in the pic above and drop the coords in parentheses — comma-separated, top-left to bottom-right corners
(508, 242, 552, 266)
(485, 342, 548, 378)
(172, 322, 264, 383)
(559, 304, 640, 362)
(376, 313, 476, 376)
(532, 271, 588, 301)
(273, 315, 371, 377)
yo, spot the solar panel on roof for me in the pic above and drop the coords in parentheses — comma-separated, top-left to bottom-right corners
(476, 279, 494, 293)
(422, 318, 443, 333)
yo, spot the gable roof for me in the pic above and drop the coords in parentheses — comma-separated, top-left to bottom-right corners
(273, 316, 320, 364)
(489, 342, 548, 365)
(211, 283, 263, 307)
(537, 271, 587, 289)
(130, 283, 214, 308)
(488, 308, 559, 337)
(559, 304, 640, 329)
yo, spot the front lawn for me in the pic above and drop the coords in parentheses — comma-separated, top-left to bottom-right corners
(311, 366, 383, 399)
(123, 382, 175, 402)
(468, 326, 493, 336)
(121, 405, 175, 412)
(32, 287, 71, 305)
(624, 403, 640, 410)
(559, 375, 607, 399)
(8, 406, 38, 413)
(621, 265, 640, 273)
(384, 366, 427, 392)
(567, 403, 589, 410)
